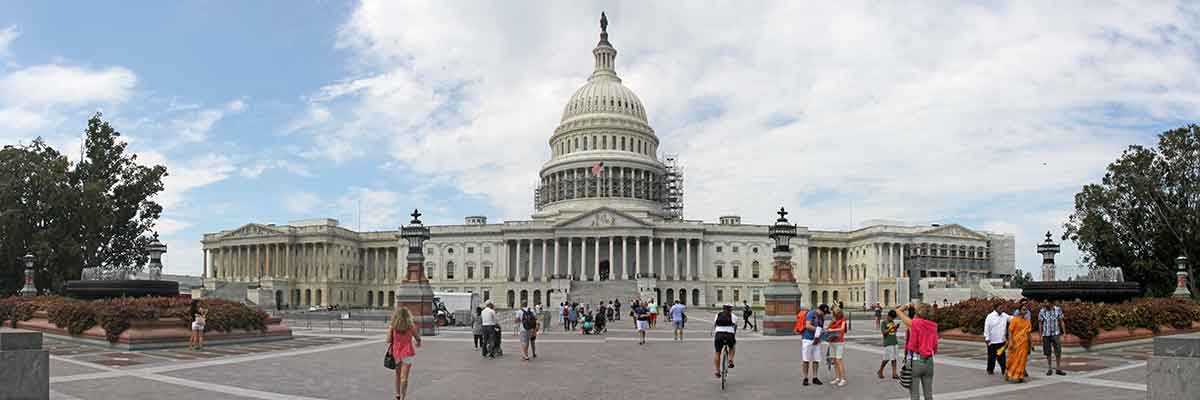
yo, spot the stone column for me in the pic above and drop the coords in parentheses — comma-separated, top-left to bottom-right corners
(554, 239, 561, 277)
(672, 238, 679, 280)
(541, 239, 548, 282)
(568, 238, 574, 279)
(635, 236, 641, 277)
(526, 239, 533, 282)
(608, 236, 614, 280)
(621, 236, 628, 280)
(698, 239, 705, 280)
(685, 239, 692, 281)
(202, 249, 209, 279)
(593, 237, 599, 281)
(660, 238, 666, 279)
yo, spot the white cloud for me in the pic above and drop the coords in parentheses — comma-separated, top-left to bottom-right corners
(0, 64, 136, 108)
(140, 151, 237, 209)
(299, 2, 1200, 274)
(283, 192, 322, 214)
(226, 99, 246, 112)
(0, 25, 18, 57)
(240, 158, 313, 178)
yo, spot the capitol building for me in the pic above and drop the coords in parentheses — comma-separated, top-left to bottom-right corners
(199, 15, 1015, 310)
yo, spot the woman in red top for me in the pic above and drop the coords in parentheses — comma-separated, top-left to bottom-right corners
(827, 309, 848, 386)
(896, 303, 938, 400)
(389, 307, 422, 400)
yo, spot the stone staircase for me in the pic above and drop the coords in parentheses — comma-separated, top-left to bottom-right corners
(568, 280, 638, 305)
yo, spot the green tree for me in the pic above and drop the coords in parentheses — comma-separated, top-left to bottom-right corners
(0, 113, 167, 295)
(1064, 125, 1198, 297)
(1010, 271, 1034, 288)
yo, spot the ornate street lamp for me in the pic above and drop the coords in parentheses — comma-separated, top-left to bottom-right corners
(1037, 231, 1060, 282)
(1173, 255, 1192, 299)
(400, 209, 431, 282)
(146, 233, 167, 281)
(396, 208, 435, 336)
(19, 253, 36, 296)
(767, 207, 797, 282)
(763, 206, 802, 336)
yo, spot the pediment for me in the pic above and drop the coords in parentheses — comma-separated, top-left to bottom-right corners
(556, 207, 652, 229)
(220, 223, 287, 239)
(923, 224, 987, 240)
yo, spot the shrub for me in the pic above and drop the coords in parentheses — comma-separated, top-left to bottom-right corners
(933, 297, 1200, 348)
(0, 295, 269, 342)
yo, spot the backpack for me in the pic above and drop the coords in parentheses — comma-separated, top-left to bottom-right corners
(521, 309, 536, 330)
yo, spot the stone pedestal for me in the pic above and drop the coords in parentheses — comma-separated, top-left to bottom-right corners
(0, 328, 49, 400)
(395, 281, 435, 336)
(1148, 332, 1200, 400)
(762, 281, 802, 336)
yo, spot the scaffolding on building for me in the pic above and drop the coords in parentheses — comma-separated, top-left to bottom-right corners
(662, 154, 684, 220)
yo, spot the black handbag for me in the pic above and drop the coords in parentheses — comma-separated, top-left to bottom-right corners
(384, 347, 396, 370)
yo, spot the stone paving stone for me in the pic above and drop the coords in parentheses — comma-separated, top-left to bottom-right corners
(49, 358, 105, 377)
(1090, 366, 1149, 384)
(53, 376, 260, 400)
(968, 382, 1144, 400)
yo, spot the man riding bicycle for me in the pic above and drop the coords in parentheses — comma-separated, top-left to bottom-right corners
(713, 303, 739, 378)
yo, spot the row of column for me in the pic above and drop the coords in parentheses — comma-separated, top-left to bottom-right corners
(538, 166, 661, 207)
(874, 242, 906, 278)
(500, 237, 703, 282)
(809, 247, 849, 283)
(203, 243, 400, 283)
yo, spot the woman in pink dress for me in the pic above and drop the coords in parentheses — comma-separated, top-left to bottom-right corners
(388, 307, 421, 400)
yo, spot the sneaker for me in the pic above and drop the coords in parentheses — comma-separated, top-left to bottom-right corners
(1046, 369, 1053, 376)
(812, 378, 823, 385)
(836, 379, 847, 387)
(802, 379, 810, 386)
(1055, 369, 1066, 376)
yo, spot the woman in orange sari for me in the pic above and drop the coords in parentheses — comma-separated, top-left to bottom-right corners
(1005, 302, 1032, 383)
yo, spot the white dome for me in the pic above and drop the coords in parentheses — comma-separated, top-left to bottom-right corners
(561, 79, 647, 122)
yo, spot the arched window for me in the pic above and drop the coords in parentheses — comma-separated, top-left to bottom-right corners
(751, 261, 761, 279)
(506, 290, 515, 308)
(446, 261, 455, 280)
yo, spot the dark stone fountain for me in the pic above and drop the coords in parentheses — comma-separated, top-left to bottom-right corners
(1020, 231, 1140, 303)
(63, 234, 179, 299)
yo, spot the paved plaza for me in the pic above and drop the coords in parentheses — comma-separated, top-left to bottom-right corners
(46, 312, 1150, 400)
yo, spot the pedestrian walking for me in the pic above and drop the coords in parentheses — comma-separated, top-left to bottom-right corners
(896, 303, 938, 400)
(472, 307, 484, 350)
(878, 310, 900, 379)
(1039, 300, 1066, 376)
(983, 303, 1011, 375)
(387, 306, 422, 400)
(741, 301, 755, 331)
(568, 304, 578, 331)
(800, 304, 827, 385)
(517, 301, 538, 361)
(614, 299, 621, 321)
(648, 300, 659, 329)
(480, 300, 498, 358)
(633, 301, 649, 345)
(1006, 302, 1033, 383)
(670, 300, 687, 341)
(873, 303, 883, 329)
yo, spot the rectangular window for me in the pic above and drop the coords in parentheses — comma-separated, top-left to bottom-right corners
(602, 136, 607, 149)
(621, 137, 625, 150)
(733, 247, 739, 253)
(752, 288, 762, 303)
(716, 246, 723, 253)
(483, 266, 491, 279)
(733, 289, 741, 302)
(483, 290, 491, 301)
(717, 289, 724, 302)
(425, 268, 433, 280)
(467, 247, 474, 254)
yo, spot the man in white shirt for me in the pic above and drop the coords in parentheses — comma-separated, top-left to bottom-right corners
(983, 303, 1011, 375)
(480, 300, 498, 358)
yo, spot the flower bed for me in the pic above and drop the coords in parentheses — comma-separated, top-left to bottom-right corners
(931, 297, 1200, 348)
(0, 296, 271, 343)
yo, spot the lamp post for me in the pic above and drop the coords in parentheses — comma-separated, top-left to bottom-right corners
(763, 207, 802, 336)
(146, 233, 167, 281)
(1037, 231, 1060, 282)
(396, 209, 435, 336)
(19, 253, 36, 296)
(1173, 255, 1192, 299)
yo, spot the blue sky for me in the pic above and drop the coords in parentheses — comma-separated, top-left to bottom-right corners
(2, 2, 1198, 278)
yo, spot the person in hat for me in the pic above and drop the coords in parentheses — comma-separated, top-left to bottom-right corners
(480, 300, 498, 358)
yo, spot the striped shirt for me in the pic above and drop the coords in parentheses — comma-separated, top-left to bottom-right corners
(1039, 306, 1063, 337)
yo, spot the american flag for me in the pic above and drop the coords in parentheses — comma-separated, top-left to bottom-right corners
(590, 162, 604, 176)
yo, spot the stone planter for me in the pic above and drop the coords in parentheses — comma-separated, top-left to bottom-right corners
(939, 321, 1200, 349)
(13, 311, 291, 350)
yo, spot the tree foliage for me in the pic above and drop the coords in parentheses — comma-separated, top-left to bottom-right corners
(1064, 125, 1199, 297)
(0, 113, 167, 295)
(1010, 271, 1034, 288)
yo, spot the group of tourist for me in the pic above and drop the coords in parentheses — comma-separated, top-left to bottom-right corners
(983, 299, 1068, 384)
(381, 295, 1076, 400)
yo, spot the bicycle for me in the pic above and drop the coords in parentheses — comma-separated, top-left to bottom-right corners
(719, 343, 731, 390)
